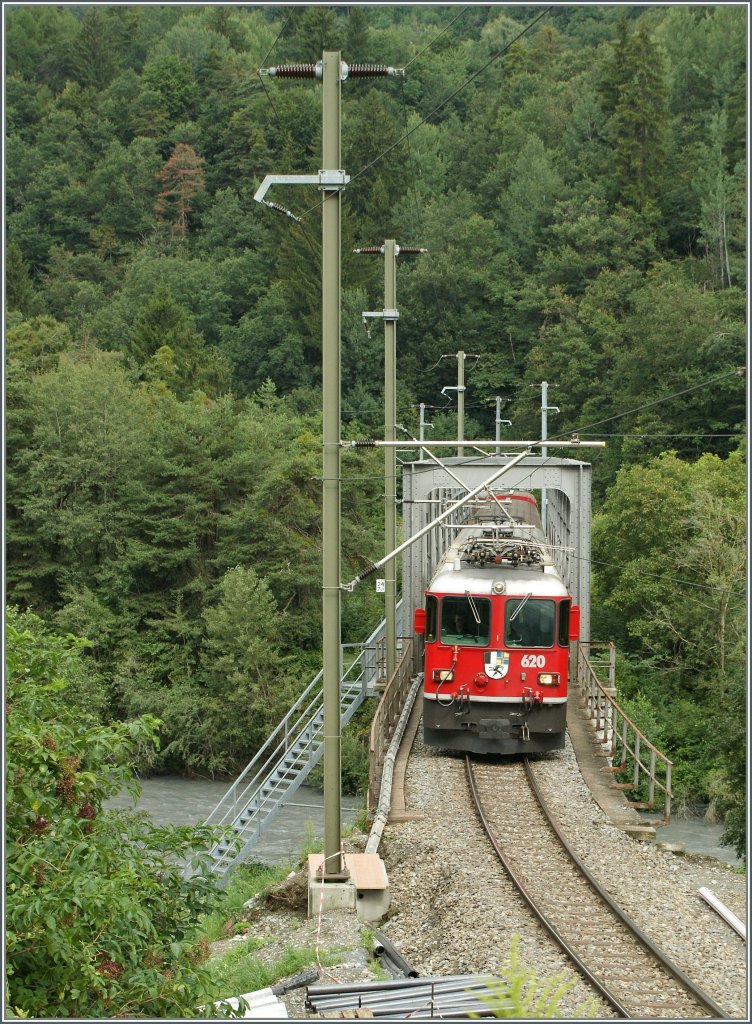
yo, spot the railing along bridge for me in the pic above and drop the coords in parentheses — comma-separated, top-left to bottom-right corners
(197, 455, 672, 880)
(578, 641, 673, 823)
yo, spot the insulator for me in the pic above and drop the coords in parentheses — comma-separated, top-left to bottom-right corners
(397, 246, 428, 255)
(353, 246, 384, 255)
(351, 439, 377, 447)
(270, 64, 318, 79)
(264, 200, 301, 223)
(356, 563, 380, 582)
(348, 64, 394, 78)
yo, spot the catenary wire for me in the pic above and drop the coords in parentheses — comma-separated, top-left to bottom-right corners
(259, 9, 293, 68)
(402, 6, 471, 71)
(296, 6, 552, 222)
(580, 433, 744, 439)
(570, 553, 745, 599)
(397, 75, 454, 356)
(548, 371, 742, 441)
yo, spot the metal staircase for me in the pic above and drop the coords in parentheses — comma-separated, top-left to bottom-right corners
(195, 609, 401, 881)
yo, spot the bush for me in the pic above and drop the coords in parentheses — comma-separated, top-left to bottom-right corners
(5, 609, 232, 1018)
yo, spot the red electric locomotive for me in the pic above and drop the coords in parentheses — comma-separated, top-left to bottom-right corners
(414, 491, 580, 755)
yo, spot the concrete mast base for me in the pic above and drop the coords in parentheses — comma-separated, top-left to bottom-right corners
(308, 853, 390, 923)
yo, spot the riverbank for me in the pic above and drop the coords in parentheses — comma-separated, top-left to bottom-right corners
(650, 814, 743, 867)
(106, 773, 743, 870)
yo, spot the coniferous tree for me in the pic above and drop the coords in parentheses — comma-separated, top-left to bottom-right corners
(130, 282, 197, 364)
(5, 242, 41, 316)
(606, 21, 668, 214)
(70, 7, 121, 91)
(345, 6, 371, 62)
(154, 143, 206, 239)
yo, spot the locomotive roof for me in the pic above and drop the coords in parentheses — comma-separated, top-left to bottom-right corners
(427, 522, 569, 598)
(427, 562, 569, 598)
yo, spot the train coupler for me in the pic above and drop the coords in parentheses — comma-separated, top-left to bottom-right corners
(454, 686, 471, 716)
(521, 722, 530, 742)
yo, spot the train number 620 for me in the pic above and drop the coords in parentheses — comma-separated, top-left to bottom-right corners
(521, 654, 546, 668)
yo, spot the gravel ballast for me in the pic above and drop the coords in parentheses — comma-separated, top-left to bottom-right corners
(212, 727, 747, 1019)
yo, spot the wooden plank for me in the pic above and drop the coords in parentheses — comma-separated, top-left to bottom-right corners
(308, 853, 387, 890)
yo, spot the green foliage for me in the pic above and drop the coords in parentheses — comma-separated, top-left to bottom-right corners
(5, 609, 231, 1019)
(308, 718, 371, 799)
(197, 863, 290, 944)
(717, 666, 746, 860)
(5, 242, 43, 317)
(3, 4, 746, 818)
(481, 934, 597, 1018)
(604, 21, 669, 213)
(592, 449, 746, 839)
(206, 941, 315, 1003)
(144, 566, 299, 775)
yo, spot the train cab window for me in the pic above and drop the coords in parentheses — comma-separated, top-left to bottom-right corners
(440, 596, 491, 646)
(558, 600, 571, 647)
(425, 595, 438, 642)
(505, 598, 555, 648)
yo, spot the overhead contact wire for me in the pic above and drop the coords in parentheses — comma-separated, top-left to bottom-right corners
(550, 371, 742, 442)
(402, 6, 471, 71)
(297, 6, 553, 222)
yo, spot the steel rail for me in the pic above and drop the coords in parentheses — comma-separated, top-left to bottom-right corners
(521, 759, 729, 1019)
(464, 755, 729, 1020)
(464, 756, 631, 1018)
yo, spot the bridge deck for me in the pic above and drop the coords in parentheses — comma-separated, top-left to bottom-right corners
(386, 691, 651, 836)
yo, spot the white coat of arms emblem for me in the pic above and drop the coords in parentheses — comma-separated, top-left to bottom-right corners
(485, 650, 509, 679)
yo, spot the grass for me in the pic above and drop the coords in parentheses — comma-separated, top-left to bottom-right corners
(197, 861, 292, 943)
(205, 938, 317, 997)
(196, 814, 379, 1005)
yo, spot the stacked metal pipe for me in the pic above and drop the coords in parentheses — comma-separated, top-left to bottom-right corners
(305, 974, 511, 1018)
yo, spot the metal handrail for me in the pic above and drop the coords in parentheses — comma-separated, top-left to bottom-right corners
(578, 642, 672, 823)
(205, 657, 366, 830)
(203, 609, 402, 829)
(204, 670, 324, 827)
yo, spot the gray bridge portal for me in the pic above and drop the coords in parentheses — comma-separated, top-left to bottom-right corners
(400, 455, 593, 668)
(199, 454, 593, 879)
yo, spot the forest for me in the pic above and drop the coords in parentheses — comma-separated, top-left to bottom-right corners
(5, 5, 746, 853)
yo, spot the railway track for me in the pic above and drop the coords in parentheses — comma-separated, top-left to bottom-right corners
(465, 756, 730, 1020)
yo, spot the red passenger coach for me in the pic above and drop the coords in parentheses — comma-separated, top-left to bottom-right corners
(414, 492, 580, 755)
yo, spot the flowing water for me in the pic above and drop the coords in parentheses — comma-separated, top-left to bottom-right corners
(106, 778, 742, 869)
(105, 777, 363, 866)
(650, 814, 743, 867)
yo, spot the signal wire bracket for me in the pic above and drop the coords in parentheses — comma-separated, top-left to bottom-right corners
(362, 308, 399, 338)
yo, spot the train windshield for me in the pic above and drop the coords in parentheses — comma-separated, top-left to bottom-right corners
(505, 598, 555, 648)
(440, 596, 491, 646)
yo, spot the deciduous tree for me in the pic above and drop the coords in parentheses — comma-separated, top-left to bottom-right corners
(5, 608, 227, 1019)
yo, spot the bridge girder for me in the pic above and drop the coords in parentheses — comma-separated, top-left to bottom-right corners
(401, 456, 592, 668)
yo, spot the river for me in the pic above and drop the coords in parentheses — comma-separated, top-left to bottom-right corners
(107, 777, 741, 869)
(649, 813, 743, 868)
(105, 777, 363, 866)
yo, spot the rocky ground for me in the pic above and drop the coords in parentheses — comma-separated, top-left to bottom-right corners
(209, 835, 746, 1019)
(208, 831, 384, 1019)
(207, 734, 747, 1020)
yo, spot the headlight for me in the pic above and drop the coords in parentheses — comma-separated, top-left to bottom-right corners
(434, 669, 454, 683)
(537, 672, 560, 686)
